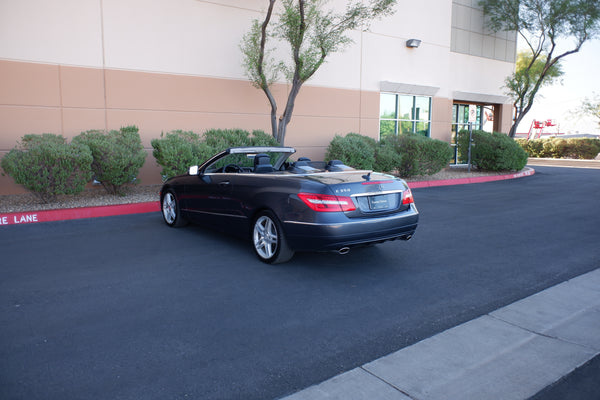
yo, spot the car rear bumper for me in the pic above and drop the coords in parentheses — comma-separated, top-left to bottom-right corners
(282, 205, 419, 252)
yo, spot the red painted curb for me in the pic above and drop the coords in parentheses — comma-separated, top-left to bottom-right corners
(408, 167, 535, 189)
(0, 201, 160, 227)
(0, 168, 535, 227)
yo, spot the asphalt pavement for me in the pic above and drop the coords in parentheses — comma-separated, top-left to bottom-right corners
(280, 268, 600, 400)
(1, 163, 599, 400)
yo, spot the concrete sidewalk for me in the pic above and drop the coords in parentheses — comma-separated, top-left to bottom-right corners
(280, 268, 600, 400)
(526, 158, 600, 169)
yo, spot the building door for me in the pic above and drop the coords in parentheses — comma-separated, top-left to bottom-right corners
(451, 103, 495, 163)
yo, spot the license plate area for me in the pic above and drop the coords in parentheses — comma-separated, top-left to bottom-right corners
(352, 192, 401, 214)
(368, 194, 392, 210)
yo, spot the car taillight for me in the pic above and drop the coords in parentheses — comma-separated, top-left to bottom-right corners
(402, 188, 414, 205)
(298, 193, 356, 212)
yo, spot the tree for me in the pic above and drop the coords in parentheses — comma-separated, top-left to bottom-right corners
(241, 0, 397, 145)
(479, 0, 600, 138)
(505, 50, 563, 125)
(578, 93, 600, 127)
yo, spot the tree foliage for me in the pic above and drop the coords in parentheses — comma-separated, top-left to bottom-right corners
(241, 0, 397, 144)
(505, 50, 563, 122)
(578, 92, 600, 127)
(479, 0, 600, 137)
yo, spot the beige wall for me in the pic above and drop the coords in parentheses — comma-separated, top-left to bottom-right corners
(498, 103, 514, 134)
(0, 59, 384, 195)
(431, 97, 454, 143)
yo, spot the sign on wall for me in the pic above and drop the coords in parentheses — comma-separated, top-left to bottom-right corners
(468, 104, 477, 123)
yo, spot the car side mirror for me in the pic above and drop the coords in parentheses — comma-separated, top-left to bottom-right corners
(189, 165, 199, 175)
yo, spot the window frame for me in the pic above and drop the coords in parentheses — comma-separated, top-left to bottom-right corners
(379, 93, 432, 139)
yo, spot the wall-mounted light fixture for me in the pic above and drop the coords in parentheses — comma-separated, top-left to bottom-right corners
(406, 39, 421, 48)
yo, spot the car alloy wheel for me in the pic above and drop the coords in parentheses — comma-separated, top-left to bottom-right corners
(252, 211, 294, 264)
(162, 191, 187, 227)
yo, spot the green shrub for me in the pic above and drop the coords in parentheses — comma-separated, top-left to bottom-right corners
(542, 139, 561, 158)
(416, 136, 454, 175)
(73, 126, 146, 195)
(325, 133, 377, 169)
(248, 129, 280, 147)
(151, 130, 211, 180)
(384, 134, 453, 177)
(1, 134, 93, 203)
(203, 129, 251, 152)
(516, 138, 543, 157)
(457, 130, 528, 171)
(202, 128, 280, 152)
(151, 129, 279, 180)
(518, 137, 600, 159)
(566, 138, 600, 159)
(324, 133, 451, 176)
(373, 142, 403, 173)
(20, 133, 68, 147)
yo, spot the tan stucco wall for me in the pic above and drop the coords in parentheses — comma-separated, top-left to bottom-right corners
(431, 97, 454, 143)
(498, 103, 514, 134)
(0, 60, 385, 195)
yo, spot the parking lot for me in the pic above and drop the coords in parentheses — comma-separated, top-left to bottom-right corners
(1, 166, 599, 400)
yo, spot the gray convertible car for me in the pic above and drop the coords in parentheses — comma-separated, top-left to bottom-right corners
(160, 146, 419, 263)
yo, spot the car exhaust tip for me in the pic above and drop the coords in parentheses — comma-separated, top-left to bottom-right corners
(338, 247, 350, 255)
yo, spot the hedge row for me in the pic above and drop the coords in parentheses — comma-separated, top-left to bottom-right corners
(1, 128, 277, 201)
(151, 129, 278, 179)
(516, 137, 600, 159)
(326, 130, 529, 177)
(2, 127, 533, 202)
(1, 126, 145, 202)
(457, 130, 528, 172)
(325, 133, 453, 178)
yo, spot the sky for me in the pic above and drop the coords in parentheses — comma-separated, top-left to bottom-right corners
(515, 38, 600, 136)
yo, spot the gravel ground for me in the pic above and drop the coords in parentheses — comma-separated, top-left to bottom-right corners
(0, 166, 506, 214)
(0, 184, 162, 214)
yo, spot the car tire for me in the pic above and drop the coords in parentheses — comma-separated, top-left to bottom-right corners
(252, 210, 294, 264)
(161, 190, 188, 228)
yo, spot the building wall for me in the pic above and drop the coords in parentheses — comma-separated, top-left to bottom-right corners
(0, 0, 515, 195)
(451, 0, 517, 63)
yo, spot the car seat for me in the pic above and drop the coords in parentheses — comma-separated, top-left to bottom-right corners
(253, 154, 274, 173)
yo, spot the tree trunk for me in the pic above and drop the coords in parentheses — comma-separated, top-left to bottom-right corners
(509, 122, 518, 138)
(276, 78, 303, 145)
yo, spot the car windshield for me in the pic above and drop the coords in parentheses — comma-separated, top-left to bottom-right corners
(204, 150, 293, 173)
(200, 147, 358, 175)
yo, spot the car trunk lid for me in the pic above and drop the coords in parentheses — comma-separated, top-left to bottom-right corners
(304, 171, 412, 217)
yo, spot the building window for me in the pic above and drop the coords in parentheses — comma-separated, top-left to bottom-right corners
(380, 93, 431, 138)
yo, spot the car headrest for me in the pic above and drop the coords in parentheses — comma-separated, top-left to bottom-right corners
(254, 154, 274, 173)
(254, 154, 271, 167)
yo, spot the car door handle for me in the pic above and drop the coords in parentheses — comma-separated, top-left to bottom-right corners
(219, 181, 231, 187)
